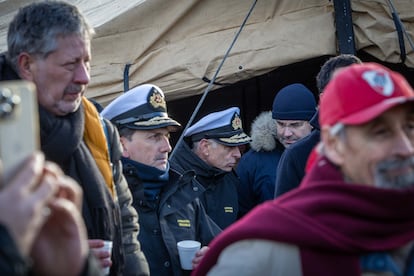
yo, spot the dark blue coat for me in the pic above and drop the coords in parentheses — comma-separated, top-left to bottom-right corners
(236, 111, 284, 217)
(237, 147, 284, 217)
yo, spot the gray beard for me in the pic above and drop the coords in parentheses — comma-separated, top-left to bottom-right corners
(374, 156, 414, 190)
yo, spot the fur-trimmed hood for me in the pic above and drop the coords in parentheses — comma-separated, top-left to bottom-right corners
(249, 111, 281, 152)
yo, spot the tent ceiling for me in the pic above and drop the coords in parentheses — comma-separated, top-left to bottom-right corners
(0, 0, 413, 106)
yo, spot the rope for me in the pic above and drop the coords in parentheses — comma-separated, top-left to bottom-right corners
(169, 0, 258, 159)
(386, 0, 414, 53)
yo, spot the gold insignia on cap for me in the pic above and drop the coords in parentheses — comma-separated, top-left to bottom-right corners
(220, 133, 251, 144)
(232, 113, 242, 130)
(149, 90, 166, 110)
(134, 116, 169, 126)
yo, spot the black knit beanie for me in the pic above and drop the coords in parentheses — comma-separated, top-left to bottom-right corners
(272, 83, 316, 120)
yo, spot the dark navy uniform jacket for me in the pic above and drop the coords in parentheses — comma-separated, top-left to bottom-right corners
(123, 162, 221, 276)
(170, 141, 239, 230)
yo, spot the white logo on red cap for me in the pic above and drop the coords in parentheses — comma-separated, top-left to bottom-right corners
(362, 70, 394, 96)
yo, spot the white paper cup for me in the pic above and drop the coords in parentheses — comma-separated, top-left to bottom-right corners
(177, 240, 201, 270)
(102, 240, 113, 275)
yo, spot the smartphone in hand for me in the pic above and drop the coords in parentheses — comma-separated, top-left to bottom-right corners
(0, 81, 39, 173)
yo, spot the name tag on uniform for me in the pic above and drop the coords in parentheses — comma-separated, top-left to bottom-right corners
(177, 219, 191, 227)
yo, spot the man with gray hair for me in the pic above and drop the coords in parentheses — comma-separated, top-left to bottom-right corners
(170, 107, 251, 229)
(0, 2, 149, 275)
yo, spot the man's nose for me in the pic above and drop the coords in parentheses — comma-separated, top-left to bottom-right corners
(160, 137, 172, 153)
(393, 131, 414, 158)
(232, 146, 241, 158)
(283, 127, 293, 136)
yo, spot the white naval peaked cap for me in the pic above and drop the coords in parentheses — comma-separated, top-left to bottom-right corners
(184, 107, 251, 146)
(101, 84, 181, 130)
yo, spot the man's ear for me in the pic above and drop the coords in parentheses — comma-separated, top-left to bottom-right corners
(321, 126, 345, 166)
(119, 136, 130, 158)
(17, 53, 35, 81)
(198, 139, 210, 157)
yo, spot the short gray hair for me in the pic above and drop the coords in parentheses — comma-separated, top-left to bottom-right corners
(7, 1, 94, 73)
(319, 123, 347, 155)
(329, 123, 345, 137)
(192, 139, 218, 153)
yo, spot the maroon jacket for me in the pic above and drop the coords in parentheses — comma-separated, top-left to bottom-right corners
(193, 156, 414, 276)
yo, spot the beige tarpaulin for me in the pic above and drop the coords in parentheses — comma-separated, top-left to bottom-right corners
(0, 0, 413, 106)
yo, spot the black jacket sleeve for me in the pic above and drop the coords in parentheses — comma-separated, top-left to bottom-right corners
(0, 224, 30, 276)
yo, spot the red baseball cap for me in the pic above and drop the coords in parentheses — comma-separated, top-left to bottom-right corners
(320, 62, 414, 127)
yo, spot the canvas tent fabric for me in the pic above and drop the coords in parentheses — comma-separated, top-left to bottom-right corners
(0, 0, 413, 107)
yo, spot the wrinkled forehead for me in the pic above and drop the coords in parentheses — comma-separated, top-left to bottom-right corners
(44, 33, 91, 58)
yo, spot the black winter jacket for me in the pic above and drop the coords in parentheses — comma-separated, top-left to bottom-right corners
(123, 162, 221, 276)
(274, 111, 320, 197)
(170, 141, 239, 229)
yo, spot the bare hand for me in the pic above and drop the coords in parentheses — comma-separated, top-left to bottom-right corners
(89, 239, 112, 269)
(31, 193, 88, 276)
(192, 246, 209, 269)
(30, 164, 89, 276)
(0, 152, 57, 257)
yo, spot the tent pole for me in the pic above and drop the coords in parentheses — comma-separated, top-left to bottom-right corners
(333, 0, 356, 55)
(123, 63, 131, 92)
